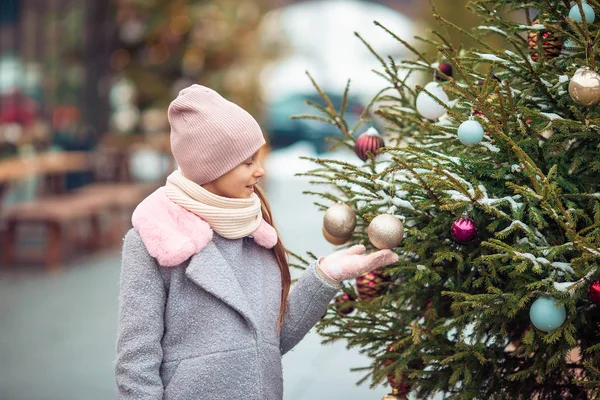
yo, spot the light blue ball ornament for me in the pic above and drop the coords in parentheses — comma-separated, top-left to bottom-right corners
(529, 297, 566, 332)
(457, 118, 484, 145)
(569, 2, 596, 24)
(562, 38, 577, 56)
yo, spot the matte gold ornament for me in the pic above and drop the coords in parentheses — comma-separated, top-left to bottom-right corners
(568, 67, 600, 106)
(367, 214, 404, 249)
(322, 226, 351, 245)
(323, 203, 357, 238)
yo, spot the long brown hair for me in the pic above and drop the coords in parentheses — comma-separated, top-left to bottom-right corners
(254, 184, 291, 334)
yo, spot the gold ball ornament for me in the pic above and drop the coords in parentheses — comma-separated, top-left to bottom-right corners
(322, 226, 351, 245)
(382, 394, 407, 400)
(568, 67, 600, 106)
(323, 204, 357, 238)
(367, 214, 404, 250)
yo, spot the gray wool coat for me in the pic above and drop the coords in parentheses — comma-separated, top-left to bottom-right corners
(115, 228, 341, 400)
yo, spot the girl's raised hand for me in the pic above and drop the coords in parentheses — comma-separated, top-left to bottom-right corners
(317, 244, 399, 284)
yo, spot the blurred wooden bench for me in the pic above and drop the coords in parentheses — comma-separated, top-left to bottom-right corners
(73, 182, 157, 243)
(0, 150, 159, 269)
(1, 193, 107, 269)
(1, 182, 156, 269)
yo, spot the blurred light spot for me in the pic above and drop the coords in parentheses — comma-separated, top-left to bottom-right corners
(182, 49, 205, 75)
(148, 43, 170, 65)
(110, 49, 131, 71)
(170, 15, 191, 36)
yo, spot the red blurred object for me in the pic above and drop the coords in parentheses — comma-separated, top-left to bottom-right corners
(355, 127, 385, 161)
(589, 280, 600, 304)
(52, 105, 81, 131)
(451, 213, 477, 244)
(0, 94, 37, 125)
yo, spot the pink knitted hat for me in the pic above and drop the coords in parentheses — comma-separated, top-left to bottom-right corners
(168, 84, 266, 185)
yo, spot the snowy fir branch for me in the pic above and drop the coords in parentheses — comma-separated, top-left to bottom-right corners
(294, 0, 600, 398)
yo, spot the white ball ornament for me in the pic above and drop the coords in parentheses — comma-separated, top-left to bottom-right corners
(416, 82, 449, 121)
(457, 117, 484, 145)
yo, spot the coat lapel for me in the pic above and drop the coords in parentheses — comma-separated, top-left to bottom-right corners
(184, 242, 258, 331)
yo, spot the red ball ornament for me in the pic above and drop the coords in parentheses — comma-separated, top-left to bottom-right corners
(589, 280, 600, 304)
(384, 346, 411, 398)
(356, 269, 386, 300)
(355, 127, 385, 161)
(451, 212, 477, 244)
(527, 19, 563, 62)
(334, 292, 356, 314)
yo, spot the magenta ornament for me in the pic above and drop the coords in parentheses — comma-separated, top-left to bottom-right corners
(435, 62, 453, 81)
(451, 213, 477, 244)
(589, 280, 600, 304)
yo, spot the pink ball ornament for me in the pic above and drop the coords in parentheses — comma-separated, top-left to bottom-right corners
(355, 127, 385, 161)
(451, 213, 477, 244)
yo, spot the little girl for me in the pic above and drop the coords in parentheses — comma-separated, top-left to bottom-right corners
(115, 84, 398, 400)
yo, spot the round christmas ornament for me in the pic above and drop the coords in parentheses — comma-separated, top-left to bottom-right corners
(562, 38, 577, 56)
(415, 81, 449, 121)
(527, 20, 563, 62)
(355, 127, 385, 161)
(384, 352, 411, 399)
(529, 297, 566, 332)
(356, 269, 386, 300)
(568, 67, 600, 106)
(323, 203, 357, 238)
(368, 214, 404, 250)
(588, 280, 600, 304)
(435, 62, 453, 81)
(451, 213, 477, 244)
(334, 292, 356, 314)
(569, 2, 596, 24)
(382, 391, 409, 400)
(457, 117, 484, 145)
(322, 226, 350, 245)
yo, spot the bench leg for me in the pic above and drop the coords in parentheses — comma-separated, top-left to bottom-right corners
(1, 219, 17, 266)
(89, 213, 103, 250)
(45, 221, 62, 271)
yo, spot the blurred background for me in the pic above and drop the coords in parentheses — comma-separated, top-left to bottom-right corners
(0, 0, 472, 398)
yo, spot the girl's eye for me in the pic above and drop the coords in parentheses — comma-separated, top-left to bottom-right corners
(246, 161, 253, 166)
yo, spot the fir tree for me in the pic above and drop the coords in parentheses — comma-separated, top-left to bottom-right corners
(296, 1, 600, 398)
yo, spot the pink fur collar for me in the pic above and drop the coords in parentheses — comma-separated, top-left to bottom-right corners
(131, 187, 278, 267)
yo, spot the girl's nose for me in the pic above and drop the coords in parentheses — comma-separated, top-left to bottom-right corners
(255, 163, 265, 178)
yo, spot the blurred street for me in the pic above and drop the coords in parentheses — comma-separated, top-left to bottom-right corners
(0, 1, 428, 398)
(0, 144, 390, 400)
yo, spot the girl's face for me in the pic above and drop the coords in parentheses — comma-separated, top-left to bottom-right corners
(201, 149, 265, 199)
